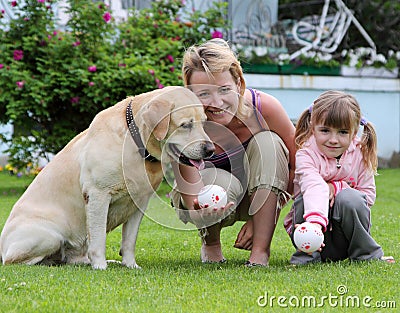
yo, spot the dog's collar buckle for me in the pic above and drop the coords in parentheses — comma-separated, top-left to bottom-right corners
(126, 100, 159, 163)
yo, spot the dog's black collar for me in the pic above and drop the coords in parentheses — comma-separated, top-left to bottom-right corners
(126, 100, 159, 163)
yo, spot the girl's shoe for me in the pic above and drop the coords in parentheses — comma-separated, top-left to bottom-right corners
(380, 256, 395, 263)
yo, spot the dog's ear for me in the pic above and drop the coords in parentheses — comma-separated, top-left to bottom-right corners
(141, 99, 173, 141)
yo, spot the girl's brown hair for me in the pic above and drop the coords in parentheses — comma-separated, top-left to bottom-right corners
(295, 90, 378, 173)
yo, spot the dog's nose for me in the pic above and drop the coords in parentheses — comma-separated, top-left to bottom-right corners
(203, 141, 215, 158)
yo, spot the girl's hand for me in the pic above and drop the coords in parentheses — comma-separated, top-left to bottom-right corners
(327, 182, 335, 207)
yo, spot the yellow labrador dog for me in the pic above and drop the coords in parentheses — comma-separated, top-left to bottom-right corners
(0, 86, 214, 269)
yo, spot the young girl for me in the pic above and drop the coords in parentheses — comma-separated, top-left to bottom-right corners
(284, 90, 394, 264)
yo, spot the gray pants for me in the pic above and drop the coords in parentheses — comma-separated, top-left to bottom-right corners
(289, 188, 383, 264)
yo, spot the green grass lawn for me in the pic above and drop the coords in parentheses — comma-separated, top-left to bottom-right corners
(0, 169, 399, 312)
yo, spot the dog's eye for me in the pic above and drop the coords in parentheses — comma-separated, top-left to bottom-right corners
(180, 120, 193, 129)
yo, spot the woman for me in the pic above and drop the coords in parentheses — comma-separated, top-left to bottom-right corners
(171, 38, 295, 266)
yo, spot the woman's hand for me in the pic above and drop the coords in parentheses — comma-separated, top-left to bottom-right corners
(188, 199, 235, 229)
(234, 219, 253, 250)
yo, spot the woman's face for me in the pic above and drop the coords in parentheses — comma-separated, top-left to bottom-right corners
(188, 71, 240, 126)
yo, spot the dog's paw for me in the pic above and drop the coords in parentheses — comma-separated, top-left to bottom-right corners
(91, 261, 108, 270)
(122, 261, 142, 269)
(68, 255, 91, 265)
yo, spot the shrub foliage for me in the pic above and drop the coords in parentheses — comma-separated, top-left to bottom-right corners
(0, 0, 228, 168)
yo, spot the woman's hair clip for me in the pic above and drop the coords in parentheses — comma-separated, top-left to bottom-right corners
(360, 117, 368, 126)
(308, 104, 313, 114)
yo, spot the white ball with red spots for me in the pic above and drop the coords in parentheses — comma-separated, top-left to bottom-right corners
(293, 222, 324, 253)
(198, 185, 227, 209)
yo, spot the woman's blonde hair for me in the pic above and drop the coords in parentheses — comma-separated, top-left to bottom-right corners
(295, 90, 378, 173)
(182, 38, 251, 119)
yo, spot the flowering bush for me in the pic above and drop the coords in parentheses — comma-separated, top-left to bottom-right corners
(233, 42, 400, 71)
(115, 0, 228, 88)
(0, 162, 42, 177)
(0, 0, 228, 169)
(233, 44, 341, 68)
(341, 47, 400, 71)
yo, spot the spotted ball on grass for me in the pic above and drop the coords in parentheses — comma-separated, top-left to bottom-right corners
(293, 222, 324, 253)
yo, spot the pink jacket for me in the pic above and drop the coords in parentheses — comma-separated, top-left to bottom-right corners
(284, 135, 376, 233)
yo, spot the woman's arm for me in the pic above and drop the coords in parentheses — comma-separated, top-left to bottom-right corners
(249, 91, 296, 194)
(171, 161, 204, 210)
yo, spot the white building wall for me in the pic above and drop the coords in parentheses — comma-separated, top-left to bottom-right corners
(245, 74, 400, 159)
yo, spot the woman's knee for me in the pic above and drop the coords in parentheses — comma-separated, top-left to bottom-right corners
(199, 168, 243, 203)
(245, 131, 289, 193)
(247, 131, 288, 161)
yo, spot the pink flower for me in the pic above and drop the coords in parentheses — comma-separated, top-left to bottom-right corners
(103, 12, 111, 23)
(166, 54, 174, 63)
(37, 0, 45, 3)
(0, 64, 4, 69)
(88, 65, 97, 72)
(13, 50, 23, 61)
(118, 63, 126, 67)
(88, 82, 95, 86)
(16, 81, 24, 89)
(148, 69, 155, 76)
(71, 97, 80, 104)
(169, 66, 175, 72)
(157, 84, 164, 89)
(11, 1, 17, 7)
(211, 30, 223, 39)
(72, 41, 81, 47)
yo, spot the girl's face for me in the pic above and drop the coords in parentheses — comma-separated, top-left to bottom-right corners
(188, 71, 240, 126)
(313, 124, 353, 158)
